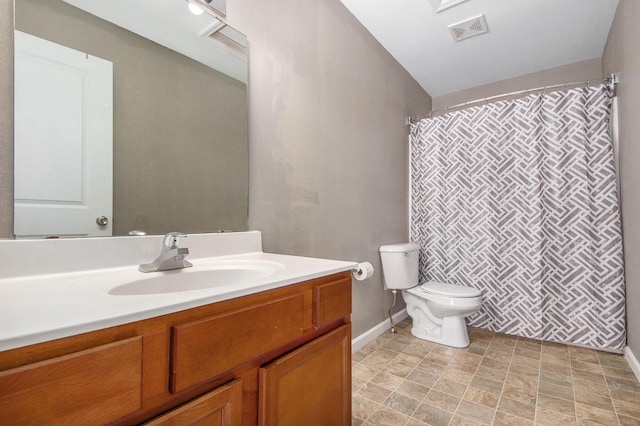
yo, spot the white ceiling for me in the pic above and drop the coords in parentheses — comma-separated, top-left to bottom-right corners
(62, 0, 247, 82)
(338, 0, 619, 97)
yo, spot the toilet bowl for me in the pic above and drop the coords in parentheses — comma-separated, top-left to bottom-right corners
(379, 243, 482, 348)
(403, 281, 482, 347)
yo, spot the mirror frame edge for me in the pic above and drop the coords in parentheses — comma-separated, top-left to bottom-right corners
(0, 0, 14, 239)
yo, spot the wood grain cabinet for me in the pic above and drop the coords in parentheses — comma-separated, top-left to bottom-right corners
(0, 271, 352, 425)
(144, 379, 243, 426)
(259, 325, 351, 426)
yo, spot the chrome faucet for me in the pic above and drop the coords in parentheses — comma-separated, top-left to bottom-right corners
(138, 232, 193, 273)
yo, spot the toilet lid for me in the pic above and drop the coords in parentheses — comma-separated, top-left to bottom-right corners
(418, 281, 481, 298)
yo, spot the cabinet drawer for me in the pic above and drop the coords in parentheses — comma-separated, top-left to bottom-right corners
(313, 275, 352, 328)
(171, 293, 305, 393)
(144, 378, 242, 426)
(0, 336, 143, 425)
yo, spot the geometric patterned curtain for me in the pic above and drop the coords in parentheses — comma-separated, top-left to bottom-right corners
(410, 84, 626, 351)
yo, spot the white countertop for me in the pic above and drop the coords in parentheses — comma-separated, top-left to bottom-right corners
(0, 232, 357, 351)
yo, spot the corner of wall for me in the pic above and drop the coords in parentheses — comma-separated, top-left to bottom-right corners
(0, 0, 14, 238)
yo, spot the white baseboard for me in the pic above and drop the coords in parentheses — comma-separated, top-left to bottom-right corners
(624, 346, 640, 382)
(352, 309, 408, 353)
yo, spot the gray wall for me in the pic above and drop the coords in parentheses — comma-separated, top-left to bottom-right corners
(433, 58, 603, 111)
(603, 0, 640, 358)
(0, 0, 12, 237)
(226, 0, 431, 337)
(15, 0, 248, 236)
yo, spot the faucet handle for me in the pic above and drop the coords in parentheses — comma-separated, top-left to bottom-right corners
(162, 232, 188, 250)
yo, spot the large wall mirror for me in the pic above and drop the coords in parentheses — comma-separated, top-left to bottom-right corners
(10, 0, 248, 238)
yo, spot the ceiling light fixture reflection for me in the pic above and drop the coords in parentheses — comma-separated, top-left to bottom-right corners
(187, 1, 204, 15)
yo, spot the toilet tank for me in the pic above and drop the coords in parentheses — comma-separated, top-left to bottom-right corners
(379, 243, 420, 290)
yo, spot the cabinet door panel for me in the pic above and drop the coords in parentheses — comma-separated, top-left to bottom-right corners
(259, 325, 351, 426)
(144, 378, 242, 426)
(0, 336, 142, 425)
(171, 293, 305, 393)
(313, 275, 351, 328)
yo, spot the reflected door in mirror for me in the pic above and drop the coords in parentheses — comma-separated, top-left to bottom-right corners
(14, 31, 113, 238)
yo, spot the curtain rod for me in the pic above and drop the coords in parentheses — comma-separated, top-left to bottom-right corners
(408, 73, 620, 124)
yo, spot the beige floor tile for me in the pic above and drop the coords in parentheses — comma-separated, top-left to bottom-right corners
(492, 411, 534, 425)
(575, 402, 619, 424)
(353, 376, 367, 392)
(488, 342, 516, 353)
(449, 414, 486, 425)
(603, 366, 636, 380)
(618, 415, 640, 426)
(418, 359, 448, 375)
(395, 380, 429, 401)
(432, 344, 459, 357)
(432, 377, 469, 398)
(535, 406, 577, 425)
(573, 381, 615, 411)
(484, 348, 513, 363)
(412, 402, 455, 425)
(463, 386, 500, 409)
(455, 400, 495, 425)
(508, 362, 540, 378)
(480, 356, 511, 371)
(497, 396, 535, 421)
(383, 361, 415, 379)
(463, 344, 488, 357)
(404, 418, 428, 426)
(383, 392, 421, 416)
(598, 353, 632, 370)
(539, 371, 573, 388)
(424, 350, 453, 366)
(393, 352, 424, 368)
(606, 376, 640, 392)
(357, 382, 393, 404)
(538, 380, 574, 401)
(510, 355, 538, 369)
(537, 393, 575, 413)
(402, 343, 431, 359)
(406, 368, 441, 388)
(475, 365, 508, 382)
(441, 366, 475, 385)
(504, 372, 538, 392)
(352, 324, 635, 426)
(366, 406, 409, 426)
(352, 394, 380, 421)
(381, 341, 409, 355)
(613, 397, 640, 419)
(513, 346, 541, 360)
(423, 389, 461, 412)
(354, 363, 382, 381)
(370, 371, 405, 391)
(502, 384, 537, 405)
(571, 359, 604, 374)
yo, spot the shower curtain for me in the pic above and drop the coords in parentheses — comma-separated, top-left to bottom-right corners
(410, 84, 625, 351)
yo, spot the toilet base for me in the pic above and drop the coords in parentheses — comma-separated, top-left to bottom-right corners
(403, 289, 480, 348)
(409, 314, 470, 348)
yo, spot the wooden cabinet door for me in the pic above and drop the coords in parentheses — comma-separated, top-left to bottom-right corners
(144, 378, 242, 426)
(258, 325, 351, 426)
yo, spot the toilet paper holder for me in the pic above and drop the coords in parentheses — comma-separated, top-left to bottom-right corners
(352, 262, 374, 281)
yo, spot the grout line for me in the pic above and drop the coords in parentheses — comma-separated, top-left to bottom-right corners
(598, 352, 623, 425)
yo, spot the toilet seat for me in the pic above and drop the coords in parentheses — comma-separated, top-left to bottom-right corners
(417, 281, 481, 298)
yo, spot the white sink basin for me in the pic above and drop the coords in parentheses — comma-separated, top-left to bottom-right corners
(70, 260, 284, 296)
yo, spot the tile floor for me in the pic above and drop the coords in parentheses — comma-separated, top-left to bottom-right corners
(352, 318, 640, 425)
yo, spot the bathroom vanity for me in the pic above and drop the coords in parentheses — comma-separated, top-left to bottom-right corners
(0, 231, 356, 425)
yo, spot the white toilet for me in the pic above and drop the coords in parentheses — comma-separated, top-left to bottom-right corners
(379, 243, 482, 348)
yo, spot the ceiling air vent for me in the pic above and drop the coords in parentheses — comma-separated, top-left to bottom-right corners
(448, 14, 489, 42)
